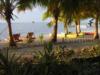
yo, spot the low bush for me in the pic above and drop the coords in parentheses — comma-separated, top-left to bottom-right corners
(0, 43, 100, 75)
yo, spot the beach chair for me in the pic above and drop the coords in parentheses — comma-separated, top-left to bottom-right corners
(13, 33, 23, 42)
(84, 32, 94, 35)
(26, 32, 36, 43)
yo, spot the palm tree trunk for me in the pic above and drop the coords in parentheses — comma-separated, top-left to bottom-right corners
(6, 18, 16, 46)
(94, 14, 99, 39)
(64, 20, 68, 37)
(77, 20, 81, 33)
(75, 20, 79, 36)
(51, 18, 58, 42)
(64, 20, 68, 34)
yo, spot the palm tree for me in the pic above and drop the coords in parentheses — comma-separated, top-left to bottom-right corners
(79, 0, 100, 39)
(81, 0, 100, 39)
(46, 0, 61, 42)
(0, 0, 34, 46)
(37, 0, 100, 41)
(42, 10, 71, 39)
(38, 0, 62, 42)
(93, 0, 100, 39)
(63, 18, 69, 35)
(74, 15, 82, 36)
(75, 19, 80, 36)
(59, 13, 73, 37)
(51, 7, 60, 42)
(94, 13, 99, 39)
(62, 0, 81, 37)
(47, 0, 82, 42)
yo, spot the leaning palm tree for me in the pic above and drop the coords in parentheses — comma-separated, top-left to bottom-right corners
(0, 0, 34, 46)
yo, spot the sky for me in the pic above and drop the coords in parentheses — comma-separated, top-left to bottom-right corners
(0, 6, 50, 23)
(0, 6, 92, 23)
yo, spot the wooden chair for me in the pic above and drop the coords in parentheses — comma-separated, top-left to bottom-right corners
(13, 33, 23, 42)
(26, 32, 36, 43)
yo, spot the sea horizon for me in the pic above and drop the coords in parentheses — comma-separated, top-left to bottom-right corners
(0, 22, 98, 40)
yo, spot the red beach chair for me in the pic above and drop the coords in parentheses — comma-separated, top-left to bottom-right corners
(13, 33, 23, 42)
(84, 32, 94, 35)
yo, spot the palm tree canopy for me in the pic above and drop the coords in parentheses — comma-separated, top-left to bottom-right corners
(0, 0, 36, 20)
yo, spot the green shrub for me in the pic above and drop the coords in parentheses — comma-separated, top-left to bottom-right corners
(0, 48, 34, 75)
(0, 44, 100, 75)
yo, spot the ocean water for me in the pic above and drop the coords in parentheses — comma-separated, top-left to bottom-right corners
(0, 22, 96, 40)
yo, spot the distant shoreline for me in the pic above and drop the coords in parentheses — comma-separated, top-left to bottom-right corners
(0, 22, 99, 40)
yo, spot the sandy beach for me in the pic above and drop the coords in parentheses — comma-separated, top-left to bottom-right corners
(0, 33, 98, 50)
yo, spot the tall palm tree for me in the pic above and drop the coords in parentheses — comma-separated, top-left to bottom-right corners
(94, 13, 99, 39)
(51, 7, 60, 42)
(0, 0, 34, 46)
(37, 0, 100, 41)
(79, 0, 100, 39)
(38, 0, 62, 42)
(46, 0, 62, 42)
(75, 19, 80, 36)
(59, 12, 70, 35)
(63, 18, 69, 35)
(48, 0, 82, 42)
(62, 0, 81, 37)
(42, 9, 70, 38)
(59, 14, 73, 37)
(74, 15, 81, 36)
(93, 0, 100, 39)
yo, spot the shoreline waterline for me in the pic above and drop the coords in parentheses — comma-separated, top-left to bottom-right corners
(0, 22, 99, 40)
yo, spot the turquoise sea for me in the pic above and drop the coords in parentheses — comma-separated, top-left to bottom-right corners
(0, 22, 97, 40)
